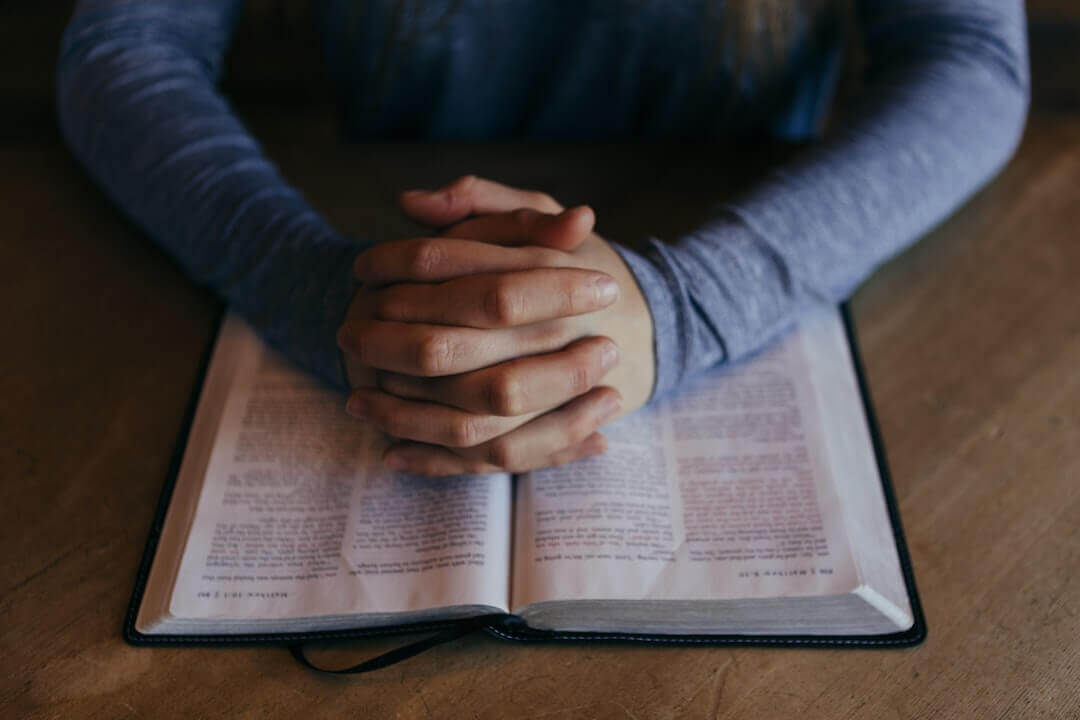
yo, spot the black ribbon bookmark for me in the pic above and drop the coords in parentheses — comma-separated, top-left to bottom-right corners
(288, 615, 499, 675)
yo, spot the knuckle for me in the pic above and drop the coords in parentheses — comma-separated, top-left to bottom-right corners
(559, 275, 584, 314)
(567, 361, 593, 396)
(451, 174, 477, 193)
(487, 373, 524, 416)
(566, 413, 595, 444)
(368, 402, 400, 436)
(408, 239, 444, 278)
(447, 175, 477, 206)
(511, 207, 537, 229)
(447, 416, 484, 448)
(350, 323, 377, 364)
(483, 279, 522, 326)
(416, 333, 455, 375)
(527, 190, 558, 211)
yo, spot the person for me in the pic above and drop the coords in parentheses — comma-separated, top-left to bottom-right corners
(57, 0, 1029, 476)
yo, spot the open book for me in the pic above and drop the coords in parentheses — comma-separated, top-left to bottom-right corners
(129, 307, 923, 646)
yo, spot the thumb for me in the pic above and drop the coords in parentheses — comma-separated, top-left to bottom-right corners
(399, 175, 564, 228)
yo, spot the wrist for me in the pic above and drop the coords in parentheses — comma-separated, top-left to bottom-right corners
(609, 241, 672, 403)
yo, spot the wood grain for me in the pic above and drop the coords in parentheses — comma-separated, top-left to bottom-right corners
(4, 13, 1080, 720)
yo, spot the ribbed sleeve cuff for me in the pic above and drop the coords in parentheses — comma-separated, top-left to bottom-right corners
(237, 237, 364, 394)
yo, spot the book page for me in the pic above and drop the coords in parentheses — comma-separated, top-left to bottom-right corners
(511, 307, 860, 609)
(799, 308, 913, 627)
(161, 316, 511, 626)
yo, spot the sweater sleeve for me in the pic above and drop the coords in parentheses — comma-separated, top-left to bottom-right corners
(616, 0, 1030, 400)
(57, 0, 363, 391)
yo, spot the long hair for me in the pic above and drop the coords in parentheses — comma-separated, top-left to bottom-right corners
(719, 0, 842, 82)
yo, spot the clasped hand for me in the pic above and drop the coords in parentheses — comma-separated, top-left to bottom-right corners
(337, 176, 655, 476)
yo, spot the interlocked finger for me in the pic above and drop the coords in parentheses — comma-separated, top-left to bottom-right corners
(353, 237, 576, 287)
(398, 174, 564, 228)
(439, 206, 594, 251)
(374, 269, 619, 329)
(337, 316, 583, 377)
(382, 386, 622, 474)
(346, 387, 537, 448)
(376, 336, 620, 416)
(381, 433, 608, 477)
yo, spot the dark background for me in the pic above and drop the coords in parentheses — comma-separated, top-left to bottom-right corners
(3, 0, 1078, 148)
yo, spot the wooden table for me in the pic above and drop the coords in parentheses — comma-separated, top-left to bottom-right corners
(5, 43, 1080, 720)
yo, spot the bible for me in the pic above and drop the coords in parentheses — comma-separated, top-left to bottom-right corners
(126, 306, 924, 650)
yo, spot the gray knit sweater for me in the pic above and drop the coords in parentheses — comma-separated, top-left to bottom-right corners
(57, 0, 1029, 400)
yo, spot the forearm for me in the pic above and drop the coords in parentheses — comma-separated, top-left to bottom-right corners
(57, 0, 361, 390)
(622, 0, 1029, 399)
